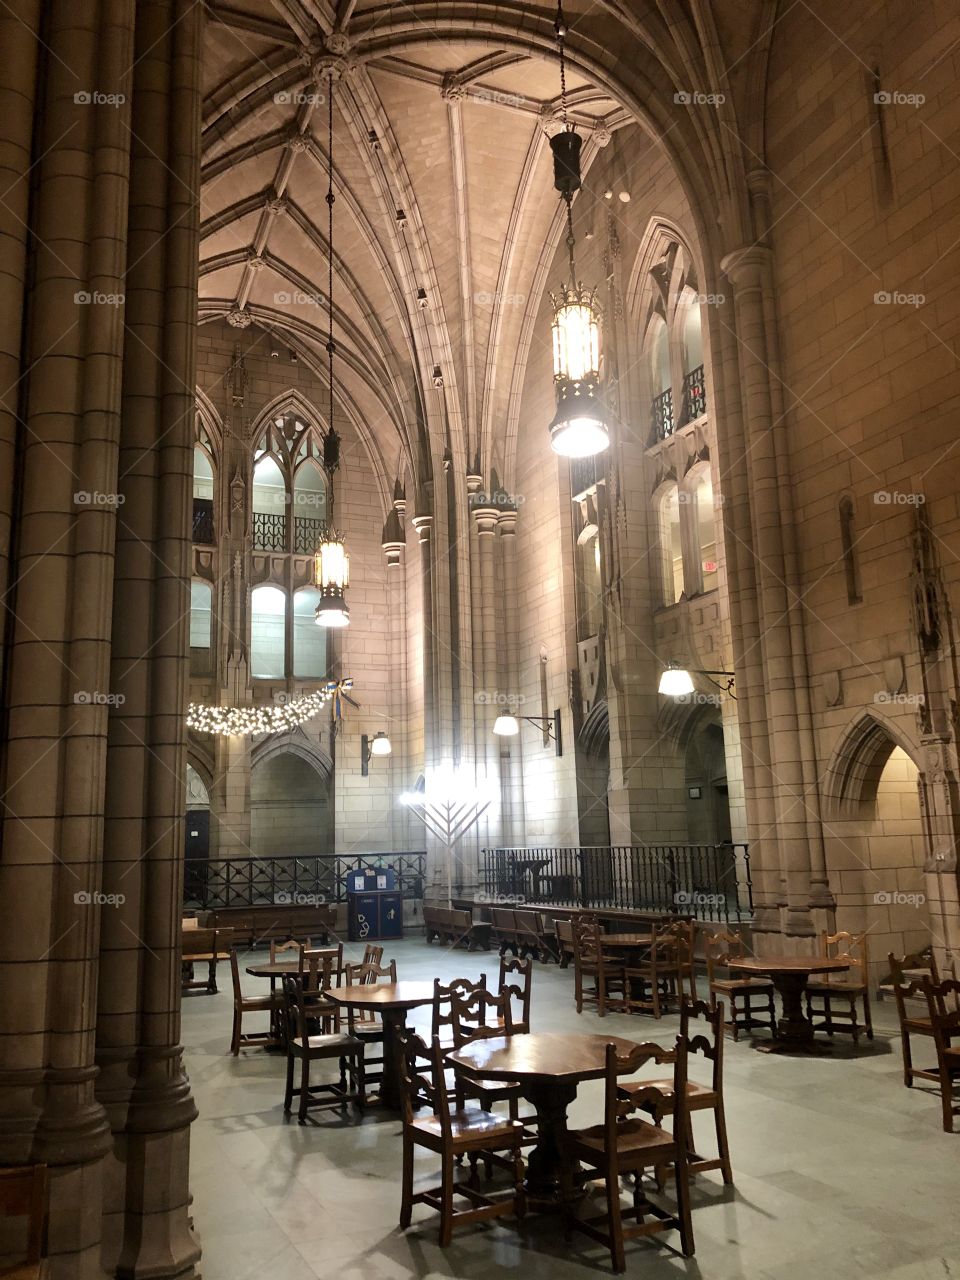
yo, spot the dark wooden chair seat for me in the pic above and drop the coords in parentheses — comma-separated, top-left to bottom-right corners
(290, 1031, 361, 1053)
(409, 1108, 524, 1146)
(570, 1116, 675, 1157)
(281, 974, 365, 1122)
(620, 1077, 717, 1107)
(710, 975, 773, 993)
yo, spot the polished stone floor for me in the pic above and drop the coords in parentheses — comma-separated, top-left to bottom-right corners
(182, 939, 958, 1280)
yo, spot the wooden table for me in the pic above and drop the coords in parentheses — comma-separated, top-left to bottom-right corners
(325, 982, 435, 1109)
(246, 952, 342, 1040)
(449, 1032, 638, 1205)
(728, 955, 850, 1052)
(601, 933, 653, 950)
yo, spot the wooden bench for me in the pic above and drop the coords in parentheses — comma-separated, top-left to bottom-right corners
(181, 927, 230, 994)
(487, 908, 558, 961)
(207, 904, 346, 947)
(423, 906, 490, 950)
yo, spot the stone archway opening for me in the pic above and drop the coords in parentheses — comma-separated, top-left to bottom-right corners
(250, 750, 333, 859)
(824, 718, 929, 978)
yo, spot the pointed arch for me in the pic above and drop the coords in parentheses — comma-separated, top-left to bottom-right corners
(823, 710, 923, 820)
(250, 733, 333, 781)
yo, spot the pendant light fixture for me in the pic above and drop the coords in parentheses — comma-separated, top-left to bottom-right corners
(315, 67, 350, 629)
(547, 2, 609, 459)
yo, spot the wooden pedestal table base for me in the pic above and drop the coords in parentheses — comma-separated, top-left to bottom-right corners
(448, 1032, 639, 1206)
(727, 956, 850, 1054)
(325, 982, 436, 1110)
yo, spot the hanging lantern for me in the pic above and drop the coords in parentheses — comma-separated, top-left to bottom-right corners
(545, 3, 609, 459)
(314, 527, 350, 628)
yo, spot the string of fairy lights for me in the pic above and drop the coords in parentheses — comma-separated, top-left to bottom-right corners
(187, 679, 353, 737)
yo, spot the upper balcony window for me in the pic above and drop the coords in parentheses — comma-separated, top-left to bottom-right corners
(192, 446, 214, 545)
(694, 473, 718, 593)
(293, 459, 327, 554)
(252, 455, 287, 551)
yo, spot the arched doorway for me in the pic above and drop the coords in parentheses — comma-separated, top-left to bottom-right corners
(824, 716, 929, 977)
(684, 720, 732, 845)
(184, 763, 211, 904)
(250, 750, 333, 858)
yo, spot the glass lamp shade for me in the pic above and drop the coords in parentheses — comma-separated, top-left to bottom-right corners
(549, 400, 610, 457)
(370, 732, 392, 756)
(658, 665, 695, 697)
(492, 714, 520, 737)
(314, 531, 350, 628)
(552, 289, 600, 383)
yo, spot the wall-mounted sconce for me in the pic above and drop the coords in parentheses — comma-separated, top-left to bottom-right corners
(361, 731, 392, 776)
(658, 661, 736, 698)
(492, 709, 563, 756)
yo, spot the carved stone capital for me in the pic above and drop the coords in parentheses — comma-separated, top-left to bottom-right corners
(226, 307, 251, 329)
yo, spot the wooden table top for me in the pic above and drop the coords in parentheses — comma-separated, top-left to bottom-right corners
(602, 933, 654, 947)
(325, 981, 435, 1010)
(449, 1032, 641, 1082)
(246, 951, 340, 978)
(728, 955, 850, 977)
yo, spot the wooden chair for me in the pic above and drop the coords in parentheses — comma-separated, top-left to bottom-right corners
(270, 938, 306, 963)
(617, 923, 677, 1019)
(888, 951, 957, 1087)
(300, 942, 343, 990)
(572, 917, 627, 1017)
(229, 947, 275, 1055)
(344, 958, 398, 1090)
(498, 955, 533, 1034)
(180, 926, 225, 994)
(705, 930, 777, 1040)
(447, 987, 526, 1124)
(619, 997, 733, 1185)
(566, 1038, 694, 1271)
(555, 918, 575, 969)
(397, 1029, 525, 1246)
(433, 976, 487, 1051)
(281, 974, 365, 1122)
(361, 943, 384, 968)
(0, 1165, 47, 1280)
(805, 931, 873, 1044)
(923, 977, 960, 1132)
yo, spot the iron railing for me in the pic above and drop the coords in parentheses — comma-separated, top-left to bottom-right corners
(253, 511, 287, 551)
(183, 852, 426, 909)
(651, 388, 675, 441)
(294, 514, 324, 555)
(192, 498, 214, 545)
(680, 364, 706, 424)
(480, 844, 752, 923)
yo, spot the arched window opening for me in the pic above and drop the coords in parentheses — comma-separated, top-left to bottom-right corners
(693, 474, 718, 594)
(252, 456, 287, 550)
(839, 496, 862, 605)
(576, 524, 603, 639)
(293, 587, 327, 678)
(250, 585, 287, 679)
(680, 304, 706, 423)
(659, 485, 684, 605)
(189, 580, 213, 675)
(192, 447, 214, 544)
(293, 459, 327, 554)
(651, 323, 673, 440)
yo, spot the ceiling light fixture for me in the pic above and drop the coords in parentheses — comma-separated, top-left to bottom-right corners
(315, 69, 350, 629)
(547, 1, 609, 460)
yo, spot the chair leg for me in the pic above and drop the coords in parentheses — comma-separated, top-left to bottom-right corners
(231, 1006, 241, 1056)
(399, 1134, 414, 1229)
(283, 1053, 294, 1114)
(864, 991, 874, 1040)
(714, 1102, 734, 1186)
(674, 1153, 696, 1257)
(900, 1024, 914, 1086)
(598, 973, 606, 1018)
(605, 1160, 626, 1274)
(298, 1055, 310, 1123)
(575, 967, 583, 1014)
(512, 1140, 526, 1220)
(439, 1153, 455, 1247)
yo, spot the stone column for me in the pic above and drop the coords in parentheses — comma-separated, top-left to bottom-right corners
(0, 5, 134, 1276)
(721, 246, 824, 940)
(96, 3, 203, 1278)
(497, 508, 524, 847)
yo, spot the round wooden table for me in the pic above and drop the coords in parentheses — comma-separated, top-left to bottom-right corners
(728, 955, 850, 1052)
(449, 1032, 639, 1204)
(600, 933, 653, 949)
(325, 982, 435, 1110)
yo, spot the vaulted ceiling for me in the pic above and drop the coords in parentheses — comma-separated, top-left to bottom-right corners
(200, 1, 772, 501)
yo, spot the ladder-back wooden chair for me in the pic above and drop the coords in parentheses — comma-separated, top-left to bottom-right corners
(805, 931, 873, 1044)
(922, 976, 960, 1132)
(280, 973, 365, 1122)
(705, 930, 777, 1040)
(572, 917, 627, 1017)
(498, 955, 533, 1034)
